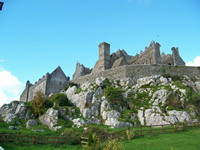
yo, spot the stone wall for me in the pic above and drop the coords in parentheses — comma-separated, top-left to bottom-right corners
(72, 62, 92, 80)
(27, 76, 47, 102)
(72, 65, 126, 85)
(172, 47, 185, 66)
(129, 41, 161, 65)
(46, 67, 69, 95)
(20, 81, 32, 102)
(72, 65, 200, 85)
(20, 66, 70, 102)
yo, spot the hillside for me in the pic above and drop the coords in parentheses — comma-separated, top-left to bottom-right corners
(0, 74, 200, 131)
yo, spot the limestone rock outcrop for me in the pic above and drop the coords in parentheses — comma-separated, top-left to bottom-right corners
(26, 119, 38, 128)
(39, 108, 59, 131)
(0, 101, 34, 123)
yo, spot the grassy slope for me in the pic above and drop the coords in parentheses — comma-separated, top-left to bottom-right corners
(1, 128, 200, 150)
(122, 128, 200, 150)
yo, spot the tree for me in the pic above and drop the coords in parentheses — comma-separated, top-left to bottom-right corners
(31, 91, 46, 117)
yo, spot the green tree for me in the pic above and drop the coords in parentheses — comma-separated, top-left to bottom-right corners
(31, 91, 46, 117)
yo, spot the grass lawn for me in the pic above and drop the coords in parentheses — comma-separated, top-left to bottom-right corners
(1, 127, 200, 150)
(121, 127, 200, 150)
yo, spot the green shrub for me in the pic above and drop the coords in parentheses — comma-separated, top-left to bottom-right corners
(84, 127, 108, 137)
(102, 78, 112, 89)
(104, 86, 122, 102)
(86, 131, 100, 150)
(126, 127, 135, 140)
(50, 93, 72, 107)
(31, 91, 46, 117)
(103, 139, 122, 150)
(75, 87, 82, 94)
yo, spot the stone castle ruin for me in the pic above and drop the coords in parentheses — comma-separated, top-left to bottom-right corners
(20, 66, 70, 102)
(72, 41, 185, 80)
(20, 41, 199, 102)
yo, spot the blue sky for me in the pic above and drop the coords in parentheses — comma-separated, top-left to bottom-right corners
(0, 0, 200, 106)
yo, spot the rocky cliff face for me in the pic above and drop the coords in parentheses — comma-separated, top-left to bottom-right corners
(65, 75, 200, 127)
(0, 75, 199, 130)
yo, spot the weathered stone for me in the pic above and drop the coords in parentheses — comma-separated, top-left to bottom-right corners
(137, 110, 145, 126)
(9, 126, 19, 130)
(72, 61, 91, 80)
(58, 107, 66, 116)
(160, 76, 169, 85)
(94, 87, 103, 97)
(26, 119, 38, 128)
(145, 108, 169, 126)
(100, 99, 110, 114)
(95, 77, 104, 86)
(137, 75, 160, 87)
(73, 118, 86, 128)
(87, 117, 101, 124)
(150, 89, 168, 106)
(20, 67, 70, 102)
(167, 110, 192, 123)
(39, 108, 58, 130)
(195, 81, 200, 92)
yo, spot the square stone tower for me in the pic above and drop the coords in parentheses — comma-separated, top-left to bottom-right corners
(92, 42, 111, 73)
(99, 42, 110, 71)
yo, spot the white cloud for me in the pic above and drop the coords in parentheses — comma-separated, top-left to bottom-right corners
(0, 69, 23, 107)
(186, 56, 200, 67)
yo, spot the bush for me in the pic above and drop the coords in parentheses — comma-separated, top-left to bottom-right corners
(102, 78, 112, 89)
(126, 127, 135, 140)
(103, 139, 122, 150)
(50, 93, 72, 107)
(31, 91, 46, 117)
(104, 86, 122, 102)
(86, 131, 100, 150)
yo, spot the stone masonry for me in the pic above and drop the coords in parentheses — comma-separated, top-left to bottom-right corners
(20, 66, 70, 102)
(72, 41, 187, 80)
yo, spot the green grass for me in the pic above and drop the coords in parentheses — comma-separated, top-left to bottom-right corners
(121, 127, 200, 150)
(0, 144, 84, 150)
(1, 127, 200, 150)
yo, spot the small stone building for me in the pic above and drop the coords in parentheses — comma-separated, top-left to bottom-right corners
(20, 66, 70, 102)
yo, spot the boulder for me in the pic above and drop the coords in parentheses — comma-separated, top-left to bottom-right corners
(94, 87, 103, 97)
(87, 117, 101, 124)
(100, 99, 110, 114)
(137, 75, 160, 87)
(160, 76, 169, 85)
(39, 108, 58, 130)
(137, 109, 145, 125)
(167, 110, 192, 123)
(95, 77, 104, 86)
(144, 108, 169, 126)
(8, 126, 19, 130)
(150, 89, 168, 106)
(73, 118, 86, 128)
(26, 119, 38, 128)
(195, 81, 200, 92)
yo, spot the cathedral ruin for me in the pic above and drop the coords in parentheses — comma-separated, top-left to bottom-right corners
(20, 40, 197, 102)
